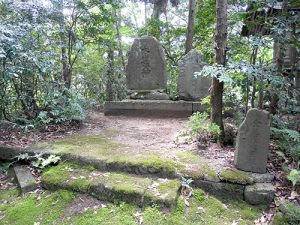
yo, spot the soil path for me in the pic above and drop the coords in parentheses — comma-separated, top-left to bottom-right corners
(79, 111, 193, 152)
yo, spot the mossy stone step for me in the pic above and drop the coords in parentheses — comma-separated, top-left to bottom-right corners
(41, 163, 180, 208)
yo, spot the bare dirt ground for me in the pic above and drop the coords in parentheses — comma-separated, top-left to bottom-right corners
(80, 111, 191, 151)
(81, 112, 235, 166)
(0, 110, 235, 169)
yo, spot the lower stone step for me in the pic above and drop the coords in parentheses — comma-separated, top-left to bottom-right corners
(41, 163, 181, 208)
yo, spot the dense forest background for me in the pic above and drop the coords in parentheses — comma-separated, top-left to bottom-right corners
(0, 0, 299, 131)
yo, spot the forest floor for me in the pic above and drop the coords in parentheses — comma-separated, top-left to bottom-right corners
(0, 110, 298, 224)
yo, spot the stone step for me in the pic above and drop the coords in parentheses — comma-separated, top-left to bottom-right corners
(41, 163, 181, 208)
(0, 145, 276, 205)
(13, 165, 37, 193)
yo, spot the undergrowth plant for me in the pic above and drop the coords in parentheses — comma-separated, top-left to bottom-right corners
(271, 115, 300, 189)
(0, 153, 60, 174)
(185, 112, 221, 144)
(175, 112, 221, 144)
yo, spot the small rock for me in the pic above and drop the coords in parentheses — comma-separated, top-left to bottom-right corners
(248, 173, 274, 183)
(244, 183, 275, 205)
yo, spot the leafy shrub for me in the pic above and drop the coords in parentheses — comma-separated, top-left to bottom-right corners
(37, 85, 88, 125)
(180, 112, 220, 144)
(271, 115, 300, 162)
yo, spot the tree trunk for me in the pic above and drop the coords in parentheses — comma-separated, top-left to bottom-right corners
(151, 0, 168, 19)
(106, 50, 115, 101)
(56, 0, 71, 88)
(211, 0, 227, 143)
(185, 0, 196, 54)
(114, 9, 126, 71)
(250, 47, 258, 108)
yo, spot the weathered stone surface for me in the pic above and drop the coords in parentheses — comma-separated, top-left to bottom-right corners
(244, 183, 275, 205)
(13, 165, 37, 193)
(126, 36, 167, 90)
(128, 90, 169, 100)
(193, 179, 244, 199)
(41, 163, 180, 208)
(234, 108, 270, 173)
(178, 50, 211, 101)
(248, 172, 274, 183)
(104, 100, 205, 116)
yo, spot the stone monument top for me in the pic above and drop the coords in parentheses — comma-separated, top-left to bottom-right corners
(126, 36, 167, 91)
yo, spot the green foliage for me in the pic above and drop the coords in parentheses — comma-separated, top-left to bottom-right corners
(180, 177, 193, 190)
(38, 86, 88, 125)
(188, 112, 221, 142)
(271, 116, 300, 162)
(8, 153, 61, 171)
(287, 169, 300, 188)
(279, 202, 300, 225)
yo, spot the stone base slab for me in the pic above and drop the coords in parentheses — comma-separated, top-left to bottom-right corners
(104, 100, 206, 117)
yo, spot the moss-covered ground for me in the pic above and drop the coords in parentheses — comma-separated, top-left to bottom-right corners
(32, 134, 254, 183)
(0, 187, 265, 225)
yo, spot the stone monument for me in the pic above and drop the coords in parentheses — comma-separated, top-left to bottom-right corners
(126, 36, 168, 100)
(178, 50, 211, 101)
(234, 108, 270, 173)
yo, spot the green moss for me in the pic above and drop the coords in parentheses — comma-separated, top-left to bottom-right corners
(219, 168, 254, 184)
(0, 188, 19, 201)
(69, 177, 92, 192)
(41, 163, 74, 185)
(273, 214, 289, 225)
(106, 173, 151, 195)
(0, 187, 265, 225)
(157, 180, 180, 193)
(34, 135, 121, 156)
(0, 190, 75, 225)
(68, 203, 137, 225)
(192, 189, 205, 203)
(116, 154, 183, 174)
(82, 165, 96, 171)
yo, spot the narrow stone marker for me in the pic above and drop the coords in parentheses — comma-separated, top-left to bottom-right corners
(13, 165, 37, 193)
(234, 108, 270, 173)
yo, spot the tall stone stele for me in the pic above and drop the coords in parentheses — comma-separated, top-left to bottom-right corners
(126, 36, 169, 100)
(234, 108, 270, 173)
(178, 50, 211, 101)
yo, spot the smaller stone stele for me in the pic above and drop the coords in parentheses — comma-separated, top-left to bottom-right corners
(234, 108, 270, 173)
(178, 50, 211, 101)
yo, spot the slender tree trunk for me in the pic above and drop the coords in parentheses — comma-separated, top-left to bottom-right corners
(185, 0, 196, 54)
(56, 0, 71, 88)
(114, 10, 126, 71)
(258, 79, 264, 109)
(151, 0, 167, 19)
(211, 0, 227, 143)
(106, 50, 115, 101)
(250, 47, 258, 108)
(149, 0, 168, 39)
